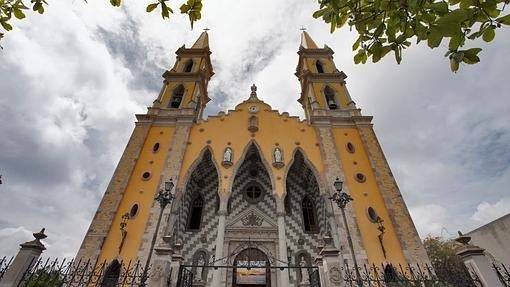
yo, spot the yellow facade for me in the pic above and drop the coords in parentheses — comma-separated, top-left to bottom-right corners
(77, 31, 430, 286)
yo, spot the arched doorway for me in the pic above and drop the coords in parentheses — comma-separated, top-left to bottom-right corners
(232, 248, 270, 287)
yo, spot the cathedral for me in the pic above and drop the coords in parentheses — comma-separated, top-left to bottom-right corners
(76, 31, 430, 287)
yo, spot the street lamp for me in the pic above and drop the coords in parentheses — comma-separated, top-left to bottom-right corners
(140, 179, 175, 287)
(330, 177, 362, 286)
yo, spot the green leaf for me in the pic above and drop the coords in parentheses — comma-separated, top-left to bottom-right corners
(109, 0, 121, 7)
(496, 14, 510, 25)
(13, 8, 25, 19)
(354, 50, 364, 64)
(1, 21, 13, 31)
(430, 1, 448, 13)
(146, 3, 158, 12)
(450, 57, 460, 72)
(427, 28, 443, 48)
(482, 27, 495, 42)
(161, 2, 170, 18)
(449, 34, 462, 50)
(313, 8, 327, 18)
(352, 36, 362, 51)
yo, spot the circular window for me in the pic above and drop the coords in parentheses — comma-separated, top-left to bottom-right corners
(152, 142, 160, 153)
(367, 207, 379, 223)
(346, 142, 355, 153)
(355, 173, 366, 183)
(129, 204, 139, 218)
(141, 171, 152, 181)
(244, 184, 263, 203)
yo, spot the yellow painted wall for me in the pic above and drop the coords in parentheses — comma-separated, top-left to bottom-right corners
(331, 128, 407, 265)
(177, 100, 325, 199)
(97, 126, 176, 263)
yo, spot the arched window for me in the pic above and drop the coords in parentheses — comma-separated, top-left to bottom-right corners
(188, 193, 204, 230)
(184, 59, 193, 72)
(169, 85, 184, 108)
(324, 85, 337, 110)
(101, 259, 121, 287)
(316, 60, 324, 73)
(302, 196, 317, 233)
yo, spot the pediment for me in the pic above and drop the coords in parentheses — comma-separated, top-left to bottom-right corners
(226, 207, 277, 230)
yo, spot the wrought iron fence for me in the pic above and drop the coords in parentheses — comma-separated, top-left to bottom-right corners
(9, 257, 150, 287)
(176, 266, 193, 287)
(494, 262, 510, 287)
(341, 263, 482, 287)
(0, 256, 14, 281)
(309, 268, 321, 287)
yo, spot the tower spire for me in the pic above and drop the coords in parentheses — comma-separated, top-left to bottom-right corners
(192, 31, 209, 48)
(300, 31, 318, 49)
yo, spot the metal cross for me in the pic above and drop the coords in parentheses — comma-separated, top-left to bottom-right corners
(203, 27, 210, 32)
(299, 27, 307, 31)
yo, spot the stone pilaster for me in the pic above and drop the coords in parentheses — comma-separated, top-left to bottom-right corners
(137, 124, 193, 265)
(315, 126, 367, 265)
(211, 209, 227, 287)
(357, 124, 430, 265)
(276, 206, 290, 286)
(0, 229, 47, 287)
(76, 124, 151, 263)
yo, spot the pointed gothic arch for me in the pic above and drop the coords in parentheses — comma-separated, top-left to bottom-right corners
(227, 141, 276, 197)
(169, 84, 185, 108)
(282, 148, 324, 197)
(285, 149, 324, 233)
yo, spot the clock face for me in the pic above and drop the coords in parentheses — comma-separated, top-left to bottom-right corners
(248, 106, 259, 113)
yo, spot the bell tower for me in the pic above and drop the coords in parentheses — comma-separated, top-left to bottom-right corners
(151, 31, 214, 122)
(295, 31, 358, 122)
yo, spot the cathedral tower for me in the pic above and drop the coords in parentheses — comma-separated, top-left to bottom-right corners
(77, 32, 430, 287)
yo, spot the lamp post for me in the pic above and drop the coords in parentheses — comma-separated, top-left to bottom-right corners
(330, 178, 362, 286)
(140, 179, 175, 287)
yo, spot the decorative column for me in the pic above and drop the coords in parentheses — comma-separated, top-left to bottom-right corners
(456, 232, 504, 287)
(0, 229, 47, 287)
(277, 208, 290, 287)
(211, 209, 227, 287)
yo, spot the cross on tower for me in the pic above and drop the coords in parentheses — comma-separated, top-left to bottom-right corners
(203, 27, 210, 32)
(299, 27, 307, 31)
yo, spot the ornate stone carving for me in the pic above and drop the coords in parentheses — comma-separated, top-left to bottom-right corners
(329, 266, 342, 284)
(241, 211, 263, 226)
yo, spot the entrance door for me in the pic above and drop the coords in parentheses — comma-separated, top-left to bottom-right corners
(232, 248, 270, 287)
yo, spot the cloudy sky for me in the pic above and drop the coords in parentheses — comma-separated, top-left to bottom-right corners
(0, 0, 509, 258)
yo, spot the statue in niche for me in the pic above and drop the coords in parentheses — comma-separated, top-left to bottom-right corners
(195, 252, 206, 282)
(272, 147, 284, 169)
(299, 255, 310, 284)
(222, 147, 233, 167)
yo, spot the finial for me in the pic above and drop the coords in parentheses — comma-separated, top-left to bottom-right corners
(455, 230, 472, 246)
(33, 228, 47, 240)
(300, 27, 307, 31)
(203, 27, 210, 32)
(248, 84, 259, 101)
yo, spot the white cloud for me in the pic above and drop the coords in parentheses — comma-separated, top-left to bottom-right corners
(471, 198, 510, 223)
